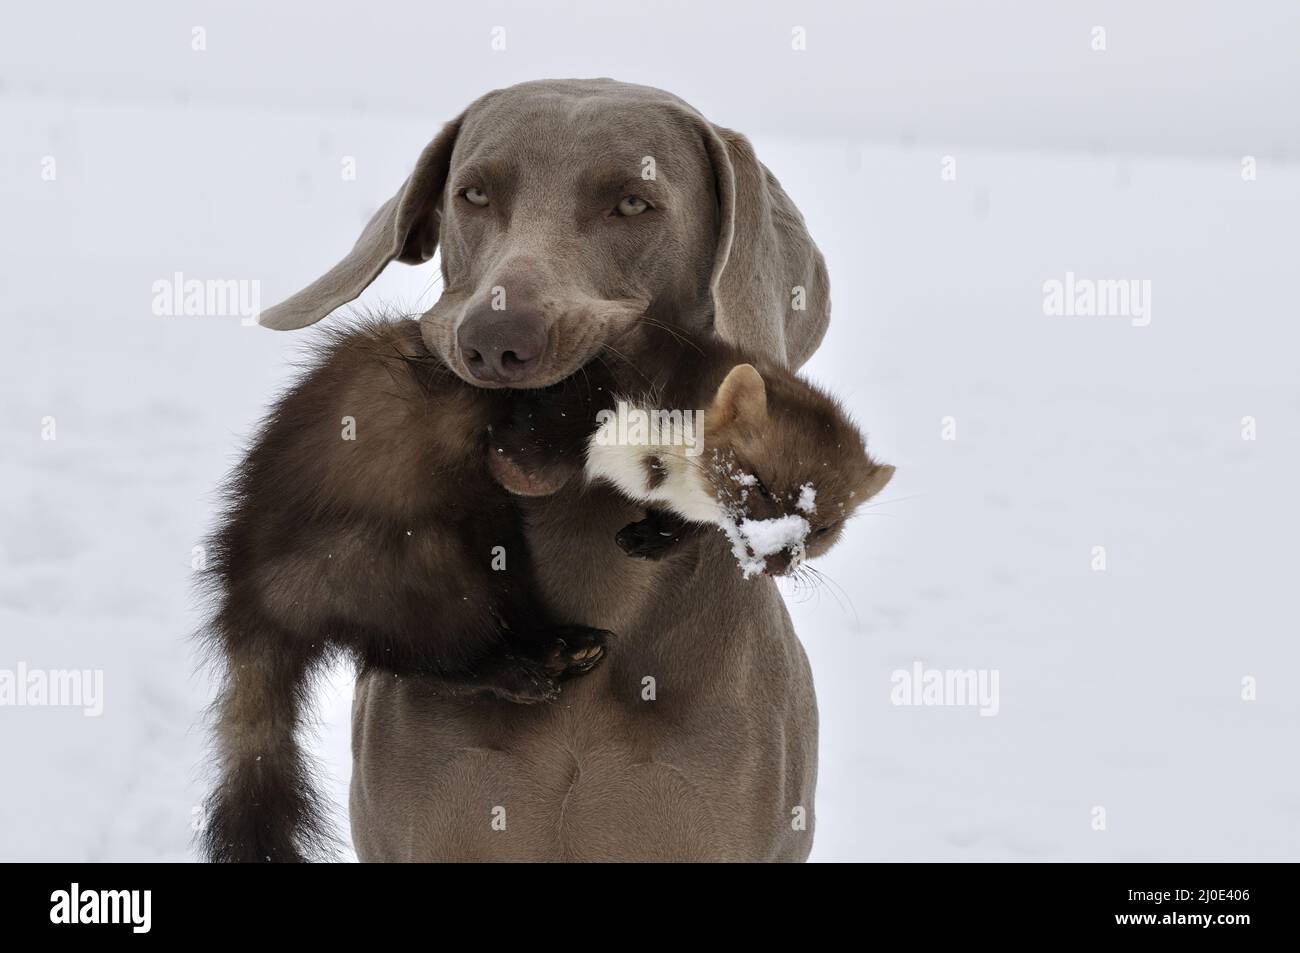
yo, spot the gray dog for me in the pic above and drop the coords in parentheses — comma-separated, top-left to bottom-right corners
(260, 78, 829, 861)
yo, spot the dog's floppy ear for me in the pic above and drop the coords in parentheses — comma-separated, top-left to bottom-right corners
(700, 125, 830, 369)
(259, 117, 462, 331)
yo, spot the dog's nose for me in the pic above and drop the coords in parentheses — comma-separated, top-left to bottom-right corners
(457, 308, 548, 384)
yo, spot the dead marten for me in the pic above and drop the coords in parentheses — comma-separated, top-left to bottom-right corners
(199, 317, 893, 862)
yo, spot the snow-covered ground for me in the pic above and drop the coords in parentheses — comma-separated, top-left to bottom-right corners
(2, 26, 1297, 861)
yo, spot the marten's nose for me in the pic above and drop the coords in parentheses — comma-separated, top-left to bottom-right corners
(763, 551, 794, 576)
(458, 307, 547, 384)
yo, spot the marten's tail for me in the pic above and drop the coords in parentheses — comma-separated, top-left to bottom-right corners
(199, 613, 337, 863)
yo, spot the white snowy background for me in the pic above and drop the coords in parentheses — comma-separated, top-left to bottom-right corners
(1, 1, 1297, 861)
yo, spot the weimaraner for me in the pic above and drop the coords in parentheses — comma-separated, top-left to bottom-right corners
(260, 77, 829, 861)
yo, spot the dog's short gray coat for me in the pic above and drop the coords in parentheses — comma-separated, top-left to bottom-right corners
(262, 78, 829, 861)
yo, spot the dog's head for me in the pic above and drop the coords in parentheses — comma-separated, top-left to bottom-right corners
(261, 79, 829, 386)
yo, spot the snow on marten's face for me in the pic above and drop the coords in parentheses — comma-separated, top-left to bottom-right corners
(700, 365, 895, 578)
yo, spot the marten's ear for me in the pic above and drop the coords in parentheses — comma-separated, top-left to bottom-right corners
(862, 463, 896, 499)
(709, 364, 768, 430)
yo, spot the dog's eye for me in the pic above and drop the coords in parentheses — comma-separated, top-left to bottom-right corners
(616, 196, 649, 217)
(755, 480, 771, 499)
(463, 187, 489, 207)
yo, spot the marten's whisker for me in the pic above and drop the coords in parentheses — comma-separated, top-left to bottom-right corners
(860, 494, 920, 511)
(803, 564, 857, 621)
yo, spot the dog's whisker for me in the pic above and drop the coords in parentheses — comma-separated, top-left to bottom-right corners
(632, 316, 703, 354)
(599, 342, 655, 389)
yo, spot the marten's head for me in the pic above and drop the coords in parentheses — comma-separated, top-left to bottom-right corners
(700, 364, 894, 578)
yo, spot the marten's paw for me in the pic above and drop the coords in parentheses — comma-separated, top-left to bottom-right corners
(539, 624, 612, 679)
(486, 401, 585, 497)
(477, 627, 611, 704)
(616, 519, 673, 559)
(616, 511, 698, 560)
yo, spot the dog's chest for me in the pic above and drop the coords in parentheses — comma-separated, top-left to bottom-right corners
(349, 486, 817, 862)
(349, 674, 774, 861)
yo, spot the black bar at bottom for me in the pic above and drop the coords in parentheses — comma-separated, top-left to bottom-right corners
(2, 862, 1283, 938)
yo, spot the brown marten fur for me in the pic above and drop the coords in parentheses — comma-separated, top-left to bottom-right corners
(198, 317, 892, 862)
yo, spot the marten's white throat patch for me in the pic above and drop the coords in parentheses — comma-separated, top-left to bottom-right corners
(585, 404, 818, 579)
(585, 400, 720, 525)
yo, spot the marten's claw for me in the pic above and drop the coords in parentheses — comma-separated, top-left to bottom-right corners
(541, 625, 612, 679)
(472, 626, 610, 704)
